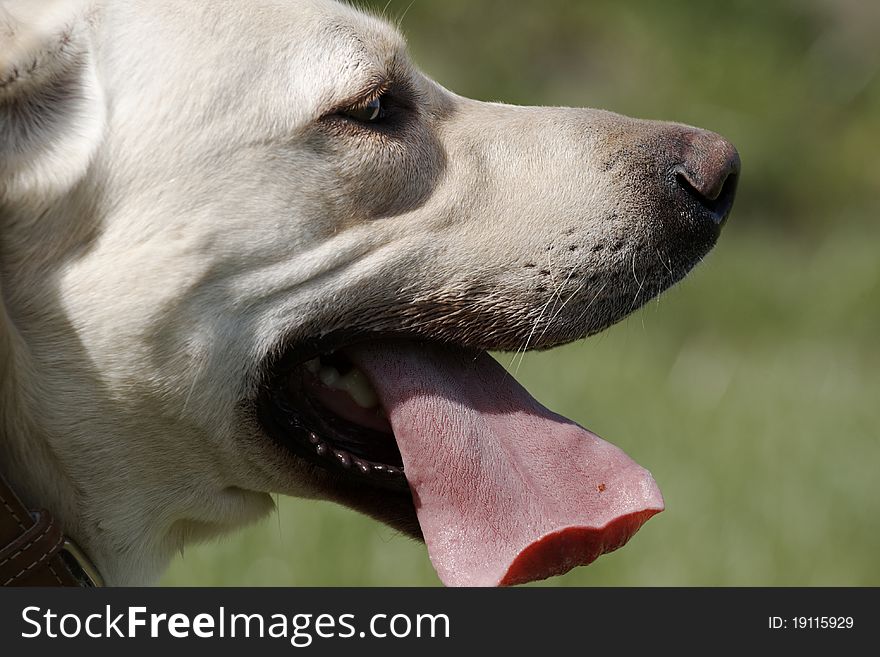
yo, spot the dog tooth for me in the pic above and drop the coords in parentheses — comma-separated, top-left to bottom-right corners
(316, 362, 380, 409)
(385, 466, 402, 476)
(339, 368, 379, 409)
(315, 442, 328, 456)
(308, 432, 320, 444)
(318, 365, 340, 387)
(334, 450, 351, 467)
(354, 459, 370, 474)
(372, 464, 386, 473)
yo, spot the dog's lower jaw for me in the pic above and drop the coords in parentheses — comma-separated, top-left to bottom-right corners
(93, 486, 278, 586)
(1, 419, 276, 586)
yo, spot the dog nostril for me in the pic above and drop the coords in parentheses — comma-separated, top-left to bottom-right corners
(676, 168, 739, 225)
(673, 131, 741, 226)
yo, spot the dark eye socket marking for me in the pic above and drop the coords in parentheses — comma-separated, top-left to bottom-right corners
(321, 74, 419, 137)
(325, 74, 420, 130)
(338, 95, 386, 123)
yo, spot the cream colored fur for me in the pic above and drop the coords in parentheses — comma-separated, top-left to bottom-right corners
(1, 0, 709, 584)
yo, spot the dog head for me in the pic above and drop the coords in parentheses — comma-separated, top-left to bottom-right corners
(0, 0, 738, 585)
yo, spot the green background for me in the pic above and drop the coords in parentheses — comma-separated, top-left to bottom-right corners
(163, 0, 880, 586)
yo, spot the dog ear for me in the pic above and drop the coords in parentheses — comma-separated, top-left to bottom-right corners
(0, 0, 105, 205)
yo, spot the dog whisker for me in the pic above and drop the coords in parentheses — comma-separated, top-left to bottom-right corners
(628, 251, 648, 311)
(656, 248, 675, 277)
(570, 281, 608, 330)
(510, 286, 557, 374)
(534, 267, 583, 347)
(396, 0, 418, 28)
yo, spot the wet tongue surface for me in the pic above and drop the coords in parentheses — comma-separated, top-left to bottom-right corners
(346, 342, 664, 586)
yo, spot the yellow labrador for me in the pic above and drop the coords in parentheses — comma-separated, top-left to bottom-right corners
(0, 0, 739, 586)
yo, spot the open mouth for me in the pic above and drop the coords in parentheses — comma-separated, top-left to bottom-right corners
(257, 337, 664, 587)
(261, 346, 408, 488)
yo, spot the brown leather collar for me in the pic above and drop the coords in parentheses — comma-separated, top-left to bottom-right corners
(0, 473, 103, 587)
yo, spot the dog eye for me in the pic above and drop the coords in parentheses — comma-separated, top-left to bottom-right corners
(339, 96, 384, 123)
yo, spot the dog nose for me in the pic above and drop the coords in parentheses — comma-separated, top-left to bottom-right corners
(672, 130, 740, 226)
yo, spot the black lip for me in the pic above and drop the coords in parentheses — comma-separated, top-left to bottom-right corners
(256, 332, 410, 493)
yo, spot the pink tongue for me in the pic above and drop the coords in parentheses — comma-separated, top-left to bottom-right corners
(347, 342, 664, 587)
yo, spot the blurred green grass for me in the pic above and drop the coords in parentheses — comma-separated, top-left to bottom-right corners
(162, 0, 879, 585)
